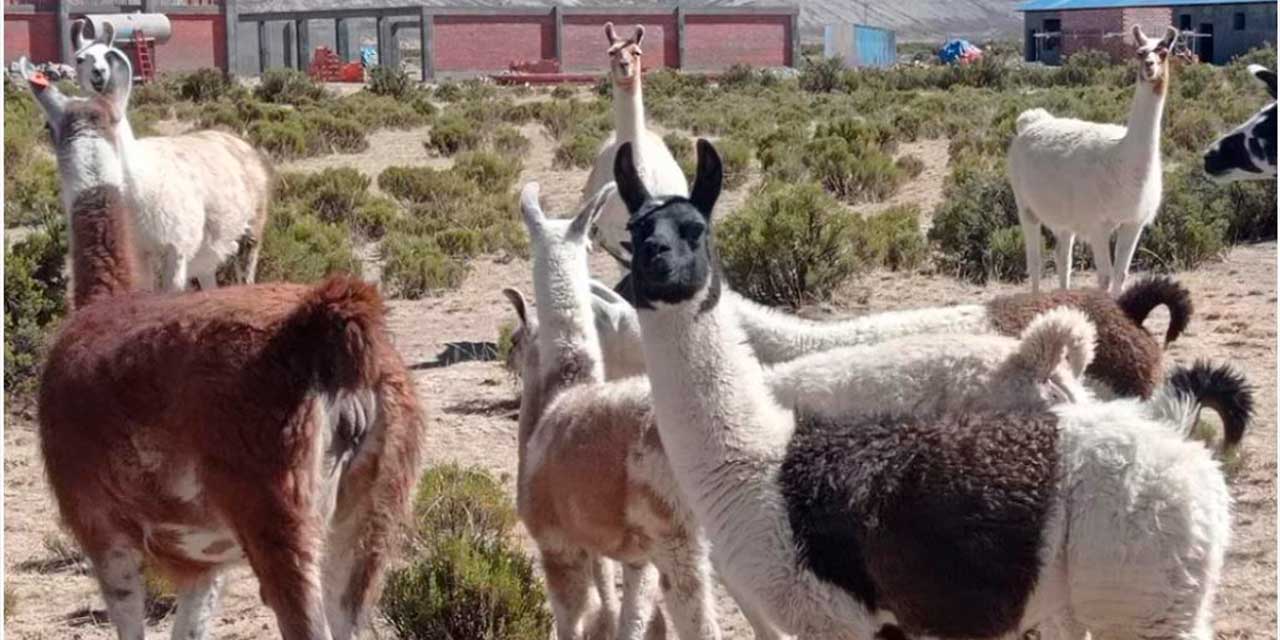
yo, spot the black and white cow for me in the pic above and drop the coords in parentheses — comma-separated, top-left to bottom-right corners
(1204, 64, 1277, 182)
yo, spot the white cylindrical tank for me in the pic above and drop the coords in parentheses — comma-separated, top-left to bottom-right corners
(83, 13, 173, 43)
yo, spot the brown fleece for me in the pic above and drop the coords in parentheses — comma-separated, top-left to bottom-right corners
(1115, 276, 1192, 346)
(69, 185, 139, 309)
(37, 275, 425, 634)
(987, 288, 1162, 398)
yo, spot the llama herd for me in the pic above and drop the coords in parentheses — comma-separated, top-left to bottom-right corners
(12, 17, 1274, 640)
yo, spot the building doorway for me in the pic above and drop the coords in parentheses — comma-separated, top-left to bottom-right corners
(1199, 22, 1214, 63)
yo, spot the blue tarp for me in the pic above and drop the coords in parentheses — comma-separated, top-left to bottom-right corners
(939, 39, 982, 64)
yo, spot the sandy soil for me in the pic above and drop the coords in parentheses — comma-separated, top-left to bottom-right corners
(4, 118, 1274, 639)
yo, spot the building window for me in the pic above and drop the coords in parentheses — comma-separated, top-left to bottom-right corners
(1179, 14, 1192, 31)
(1234, 12, 1246, 30)
(1044, 18, 1061, 51)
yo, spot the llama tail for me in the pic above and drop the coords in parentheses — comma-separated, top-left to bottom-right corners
(1159, 360, 1255, 452)
(1015, 307, 1097, 380)
(281, 275, 389, 393)
(1015, 109, 1052, 135)
(70, 185, 139, 308)
(1116, 276, 1194, 347)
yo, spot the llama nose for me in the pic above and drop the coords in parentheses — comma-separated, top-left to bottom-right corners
(641, 240, 670, 262)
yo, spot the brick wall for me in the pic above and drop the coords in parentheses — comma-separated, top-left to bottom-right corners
(561, 14, 678, 71)
(435, 14, 555, 72)
(4, 13, 58, 64)
(154, 13, 226, 72)
(1056, 7, 1171, 63)
(684, 13, 792, 69)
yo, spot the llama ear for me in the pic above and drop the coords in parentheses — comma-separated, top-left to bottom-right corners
(1016, 307, 1096, 382)
(633, 25, 645, 47)
(519, 182, 546, 233)
(502, 287, 528, 326)
(689, 139, 723, 220)
(1249, 64, 1276, 99)
(97, 21, 116, 47)
(604, 22, 619, 45)
(613, 142, 650, 214)
(72, 19, 88, 52)
(1132, 24, 1148, 46)
(1157, 26, 1177, 50)
(102, 48, 133, 118)
(570, 181, 616, 241)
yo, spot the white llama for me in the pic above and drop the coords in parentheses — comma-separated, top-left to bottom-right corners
(583, 22, 688, 264)
(71, 19, 118, 94)
(1008, 25, 1178, 295)
(19, 54, 270, 292)
(617, 138, 1241, 639)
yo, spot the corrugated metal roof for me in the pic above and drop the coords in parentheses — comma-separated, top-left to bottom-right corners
(1019, 0, 1274, 11)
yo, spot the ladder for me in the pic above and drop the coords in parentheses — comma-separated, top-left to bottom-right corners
(132, 29, 155, 83)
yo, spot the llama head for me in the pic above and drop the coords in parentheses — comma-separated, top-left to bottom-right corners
(72, 19, 117, 93)
(1204, 65, 1277, 183)
(617, 139, 722, 310)
(992, 307, 1097, 409)
(605, 22, 645, 92)
(520, 181, 615, 314)
(502, 287, 538, 376)
(1131, 25, 1177, 88)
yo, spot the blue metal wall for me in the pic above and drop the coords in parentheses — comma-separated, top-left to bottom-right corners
(823, 23, 896, 68)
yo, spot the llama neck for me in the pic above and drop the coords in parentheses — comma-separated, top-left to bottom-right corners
(531, 262, 605, 404)
(613, 78, 646, 143)
(1122, 70, 1168, 156)
(69, 185, 137, 308)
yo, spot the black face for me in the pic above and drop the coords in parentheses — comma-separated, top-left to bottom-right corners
(614, 139, 723, 309)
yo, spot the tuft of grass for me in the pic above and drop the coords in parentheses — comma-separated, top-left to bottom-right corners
(381, 232, 470, 299)
(255, 68, 326, 104)
(453, 151, 522, 193)
(554, 131, 604, 170)
(367, 65, 414, 99)
(859, 206, 928, 271)
(257, 211, 361, 283)
(427, 113, 483, 156)
(5, 221, 69, 396)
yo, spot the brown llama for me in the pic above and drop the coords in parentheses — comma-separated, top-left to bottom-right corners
(38, 185, 425, 640)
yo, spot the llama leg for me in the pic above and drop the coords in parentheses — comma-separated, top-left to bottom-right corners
(1110, 222, 1145, 295)
(592, 556, 621, 638)
(159, 250, 189, 293)
(170, 572, 224, 640)
(86, 542, 147, 640)
(1055, 232, 1076, 290)
(195, 271, 217, 292)
(1088, 233, 1114, 293)
(543, 547, 601, 640)
(724, 578, 789, 640)
(1018, 213, 1043, 294)
(242, 233, 263, 285)
(617, 563, 660, 640)
(651, 538, 721, 640)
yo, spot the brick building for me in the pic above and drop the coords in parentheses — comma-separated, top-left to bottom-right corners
(1019, 0, 1277, 65)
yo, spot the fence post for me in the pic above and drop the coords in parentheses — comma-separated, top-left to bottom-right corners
(552, 5, 563, 66)
(258, 20, 270, 72)
(377, 15, 390, 68)
(789, 10, 800, 67)
(57, 0, 73, 64)
(282, 22, 294, 69)
(296, 19, 311, 70)
(223, 0, 239, 74)
(675, 5, 686, 69)
(419, 8, 434, 82)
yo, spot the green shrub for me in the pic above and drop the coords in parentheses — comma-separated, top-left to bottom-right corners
(302, 112, 369, 154)
(353, 196, 400, 240)
(5, 156, 60, 228)
(381, 232, 469, 298)
(717, 136, 753, 190)
(799, 56, 846, 93)
(550, 84, 575, 100)
(804, 136, 902, 203)
(1137, 166, 1228, 272)
(257, 213, 361, 283)
(381, 534, 552, 640)
(130, 79, 178, 107)
(927, 159, 1024, 283)
(255, 68, 325, 104)
(248, 118, 309, 159)
(896, 154, 926, 179)
(327, 92, 431, 130)
(665, 132, 696, 183)
(859, 206, 927, 271)
(492, 126, 531, 156)
(368, 65, 413, 99)
(5, 221, 68, 396)
(413, 464, 517, 546)
(554, 131, 604, 169)
(177, 68, 234, 102)
(717, 181, 865, 307)
(536, 99, 606, 142)
(453, 151, 522, 193)
(497, 321, 518, 373)
(427, 113, 483, 156)
(380, 166, 478, 207)
(987, 225, 1031, 283)
(301, 168, 371, 223)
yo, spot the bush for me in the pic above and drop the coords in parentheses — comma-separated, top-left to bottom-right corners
(302, 112, 369, 154)
(1137, 166, 1228, 272)
(301, 168, 372, 223)
(177, 68, 234, 102)
(381, 534, 552, 640)
(380, 166, 478, 207)
(327, 92, 431, 130)
(860, 206, 927, 271)
(492, 126, 530, 156)
(412, 464, 517, 546)
(5, 221, 68, 395)
(554, 131, 604, 169)
(799, 57, 845, 93)
(550, 84, 575, 100)
(257, 212, 361, 283)
(804, 136, 902, 204)
(927, 159, 1024, 283)
(717, 136, 753, 190)
(895, 154, 926, 179)
(427, 113, 483, 156)
(368, 65, 413, 99)
(453, 151, 521, 193)
(381, 232, 469, 298)
(353, 196, 400, 240)
(717, 181, 865, 307)
(255, 68, 325, 104)
(248, 118, 309, 159)
(5, 156, 60, 228)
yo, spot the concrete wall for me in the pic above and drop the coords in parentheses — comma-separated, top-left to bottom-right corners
(1172, 3, 1277, 63)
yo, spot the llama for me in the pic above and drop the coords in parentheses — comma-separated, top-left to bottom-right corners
(610, 257, 1192, 398)
(1204, 64, 1277, 182)
(1008, 25, 1178, 295)
(583, 22, 688, 265)
(19, 54, 270, 292)
(71, 19, 117, 94)
(39, 184, 425, 640)
(617, 138, 1246, 639)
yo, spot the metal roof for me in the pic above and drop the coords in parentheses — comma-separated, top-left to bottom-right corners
(1019, 0, 1275, 11)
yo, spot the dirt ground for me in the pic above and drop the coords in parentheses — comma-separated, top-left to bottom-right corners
(4, 120, 1274, 639)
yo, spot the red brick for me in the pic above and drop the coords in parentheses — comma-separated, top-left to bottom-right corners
(561, 14, 677, 71)
(683, 14, 791, 70)
(5, 13, 59, 65)
(435, 15, 554, 72)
